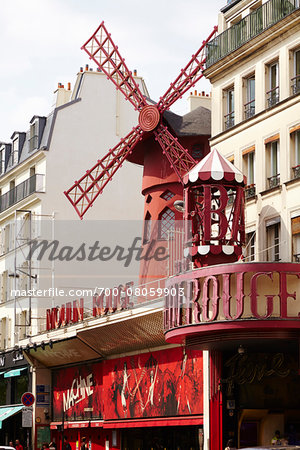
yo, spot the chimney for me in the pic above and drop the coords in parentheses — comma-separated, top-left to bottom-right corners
(53, 82, 72, 107)
(188, 90, 212, 112)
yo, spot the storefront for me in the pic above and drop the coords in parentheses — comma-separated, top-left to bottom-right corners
(0, 349, 31, 446)
(50, 347, 204, 450)
(164, 262, 300, 449)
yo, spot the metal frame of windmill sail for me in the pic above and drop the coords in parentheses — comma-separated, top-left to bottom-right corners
(64, 21, 217, 219)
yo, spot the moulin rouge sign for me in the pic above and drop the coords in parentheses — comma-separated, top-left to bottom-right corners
(46, 282, 134, 331)
(164, 262, 300, 336)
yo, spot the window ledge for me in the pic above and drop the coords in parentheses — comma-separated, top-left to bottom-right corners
(260, 185, 281, 196)
(284, 177, 300, 188)
(245, 195, 257, 203)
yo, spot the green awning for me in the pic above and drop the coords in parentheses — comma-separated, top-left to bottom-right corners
(0, 405, 23, 429)
(4, 367, 27, 378)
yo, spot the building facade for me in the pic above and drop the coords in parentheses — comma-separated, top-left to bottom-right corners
(0, 67, 148, 445)
(201, 0, 300, 447)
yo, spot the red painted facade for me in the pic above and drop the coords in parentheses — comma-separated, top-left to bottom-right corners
(52, 347, 203, 423)
(50, 348, 203, 449)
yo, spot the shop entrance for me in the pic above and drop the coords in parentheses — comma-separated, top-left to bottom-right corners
(121, 426, 202, 450)
(222, 349, 300, 447)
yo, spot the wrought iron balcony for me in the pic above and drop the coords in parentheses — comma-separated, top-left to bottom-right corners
(224, 111, 235, 130)
(267, 173, 280, 189)
(266, 86, 280, 107)
(0, 174, 45, 213)
(206, 0, 298, 67)
(29, 135, 38, 152)
(244, 99, 255, 119)
(291, 75, 300, 95)
(292, 164, 300, 179)
(245, 184, 256, 199)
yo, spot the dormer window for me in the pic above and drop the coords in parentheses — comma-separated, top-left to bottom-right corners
(12, 139, 19, 166)
(29, 116, 46, 153)
(0, 147, 5, 175)
(29, 121, 38, 152)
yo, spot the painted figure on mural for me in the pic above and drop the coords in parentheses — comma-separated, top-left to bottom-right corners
(103, 347, 203, 419)
(141, 354, 162, 417)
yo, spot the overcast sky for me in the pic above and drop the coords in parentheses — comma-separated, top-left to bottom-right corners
(0, 0, 224, 142)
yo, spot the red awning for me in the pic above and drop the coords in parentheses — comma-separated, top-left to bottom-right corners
(67, 421, 89, 428)
(50, 422, 68, 430)
(90, 421, 104, 428)
(103, 416, 203, 429)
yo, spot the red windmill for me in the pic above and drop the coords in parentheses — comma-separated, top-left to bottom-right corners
(64, 22, 217, 220)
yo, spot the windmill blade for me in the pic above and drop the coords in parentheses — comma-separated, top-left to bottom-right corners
(82, 21, 147, 112)
(154, 124, 196, 185)
(65, 126, 143, 219)
(157, 26, 218, 113)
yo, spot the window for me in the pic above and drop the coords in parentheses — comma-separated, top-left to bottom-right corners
(291, 49, 300, 95)
(245, 231, 256, 261)
(290, 128, 300, 179)
(159, 207, 175, 239)
(266, 140, 280, 189)
(191, 143, 204, 160)
(0, 271, 8, 303)
(266, 61, 279, 107)
(266, 220, 280, 261)
(292, 216, 300, 262)
(9, 180, 15, 207)
(243, 149, 256, 198)
(0, 317, 10, 349)
(0, 149, 4, 175)
(143, 212, 151, 243)
(224, 86, 235, 130)
(12, 139, 18, 166)
(160, 190, 175, 201)
(244, 75, 255, 119)
(29, 122, 38, 152)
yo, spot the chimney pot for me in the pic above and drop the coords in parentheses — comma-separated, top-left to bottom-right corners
(68, 82, 71, 91)
(85, 64, 89, 71)
(80, 67, 83, 73)
(202, 91, 205, 96)
(133, 70, 137, 76)
(194, 90, 197, 96)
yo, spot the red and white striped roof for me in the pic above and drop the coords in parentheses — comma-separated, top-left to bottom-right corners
(184, 148, 246, 185)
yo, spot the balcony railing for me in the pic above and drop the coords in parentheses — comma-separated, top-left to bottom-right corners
(268, 173, 280, 189)
(292, 164, 300, 179)
(244, 99, 255, 119)
(245, 184, 256, 199)
(29, 135, 38, 152)
(0, 174, 45, 213)
(291, 75, 300, 95)
(206, 0, 298, 67)
(224, 111, 235, 130)
(266, 86, 280, 107)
